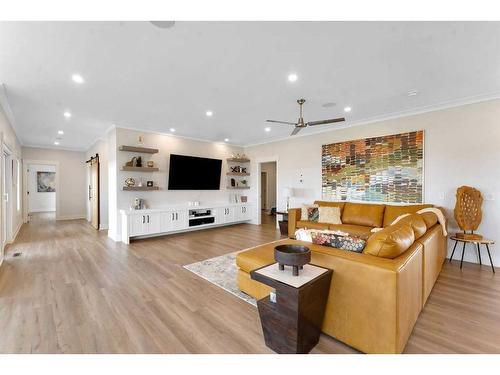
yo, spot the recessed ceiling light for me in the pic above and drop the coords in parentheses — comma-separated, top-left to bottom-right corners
(150, 21, 176, 29)
(63, 111, 71, 118)
(58, 130, 64, 135)
(224, 138, 229, 142)
(54, 141, 60, 145)
(170, 128, 175, 132)
(265, 127, 271, 132)
(408, 90, 419, 97)
(72, 74, 84, 84)
(344, 106, 352, 113)
(206, 110, 213, 117)
(322, 102, 336, 108)
(287, 73, 298, 82)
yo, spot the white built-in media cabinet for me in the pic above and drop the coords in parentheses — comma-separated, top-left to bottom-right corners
(120, 203, 252, 244)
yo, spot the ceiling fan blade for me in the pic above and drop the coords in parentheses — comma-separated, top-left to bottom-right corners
(266, 120, 297, 126)
(306, 117, 345, 126)
(290, 127, 302, 136)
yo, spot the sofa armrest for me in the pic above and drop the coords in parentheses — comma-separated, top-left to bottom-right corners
(288, 208, 301, 238)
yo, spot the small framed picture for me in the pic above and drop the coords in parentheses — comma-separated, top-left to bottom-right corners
(147, 181, 154, 187)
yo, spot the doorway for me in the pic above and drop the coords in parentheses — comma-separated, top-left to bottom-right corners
(24, 160, 59, 223)
(87, 154, 100, 230)
(2, 147, 12, 249)
(259, 161, 277, 227)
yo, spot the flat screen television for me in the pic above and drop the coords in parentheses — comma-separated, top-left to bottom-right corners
(168, 154, 222, 190)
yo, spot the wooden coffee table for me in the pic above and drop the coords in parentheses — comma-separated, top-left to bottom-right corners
(250, 262, 332, 354)
(450, 236, 496, 273)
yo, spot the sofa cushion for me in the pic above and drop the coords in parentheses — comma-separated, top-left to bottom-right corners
(364, 223, 415, 259)
(342, 202, 386, 228)
(296, 220, 330, 230)
(319, 206, 342, 224)
(301, 205, 319, 221)
(395, 214, 427, 240)
(328, 224, 373, 240)
(310, 231, 366, 253)
(236, 245, 275, 273)
(419, 211, 438, 229)
(314, 201, 346, 215)
(383, 204, 433, 227)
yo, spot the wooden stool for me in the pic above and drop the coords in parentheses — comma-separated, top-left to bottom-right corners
(450, 236, 495, 273)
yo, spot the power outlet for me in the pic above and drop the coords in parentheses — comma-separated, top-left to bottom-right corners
(439, 192, 446, 200)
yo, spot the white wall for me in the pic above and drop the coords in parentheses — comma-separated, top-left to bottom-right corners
(244, 99, 500, 266)
(261, 162, 277, 209)
(22, 147, 87, 220)
(108, 127, 245, 241)
(86, 138, 109, 229)
(27, 164, 56, 212)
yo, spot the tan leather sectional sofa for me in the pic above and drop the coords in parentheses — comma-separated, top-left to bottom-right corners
(236, 201, 447, 353)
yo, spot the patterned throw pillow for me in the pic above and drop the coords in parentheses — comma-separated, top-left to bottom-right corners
(301, 204, 319, 222)
(310, 231, 366, 253)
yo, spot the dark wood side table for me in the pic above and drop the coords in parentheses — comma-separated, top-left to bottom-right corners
(450, 236, 496, 273)
(275, 211, 289, 236)
(250, 263, 333, 354)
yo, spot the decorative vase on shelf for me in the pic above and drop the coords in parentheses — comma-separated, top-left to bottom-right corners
(136, 156, 142, 167)
(137, 135, 144, 147)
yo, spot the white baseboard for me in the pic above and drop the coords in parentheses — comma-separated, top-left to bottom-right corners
(56, 214, 86, 221)
(10, 221, 23, 243)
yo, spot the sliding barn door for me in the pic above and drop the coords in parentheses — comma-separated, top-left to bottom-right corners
(89, 158, 99, 230)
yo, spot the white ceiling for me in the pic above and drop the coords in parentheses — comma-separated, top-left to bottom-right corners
(1, 21, 499, 151)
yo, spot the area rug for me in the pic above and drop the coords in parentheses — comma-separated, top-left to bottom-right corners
(183, 251, 257, 306)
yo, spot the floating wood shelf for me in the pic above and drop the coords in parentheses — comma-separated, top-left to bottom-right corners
(227, 186, 250, 189)
(122, 186, 160, 191)
(121, 166, 159, 172)
(119, 145, 159, 154)
(227, 158, 250, 163)
(226, 172, 250, 176)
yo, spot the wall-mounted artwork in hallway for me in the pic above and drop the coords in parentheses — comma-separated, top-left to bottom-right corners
(321, 131, 424, 203)
(37, 171, 56, 192)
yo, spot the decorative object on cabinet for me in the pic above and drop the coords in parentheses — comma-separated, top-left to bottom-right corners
(136, 156, 143, 167)
(125, 157, 137, 167)
(119, 145, 159, 154)
(241, 195, 248, 203)
(231, 178, 236, 187)
(125, 178, 136, 187)
(147, 160, 154, 168)
(133, 197, 145, 210)
(454, 186, 484, 240)
(147, 181, 154, 187)
(241, 167, 247, 173)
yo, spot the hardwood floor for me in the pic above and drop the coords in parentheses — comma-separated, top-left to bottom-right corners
(0, 215, 499, 353)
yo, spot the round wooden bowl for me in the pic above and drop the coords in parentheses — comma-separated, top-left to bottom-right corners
(274, 244, 311, 276)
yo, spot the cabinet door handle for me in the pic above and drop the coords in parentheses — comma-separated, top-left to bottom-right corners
(176, 213, 178, 220)
(142, 215, 145, 224)
(172, 213, 174, 220)
(147, 215, 150, 223)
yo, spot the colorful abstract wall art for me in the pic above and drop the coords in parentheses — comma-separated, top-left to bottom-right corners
(321, 131, 424, 203)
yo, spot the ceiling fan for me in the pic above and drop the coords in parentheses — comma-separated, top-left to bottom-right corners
(267, 98, 345, 136)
